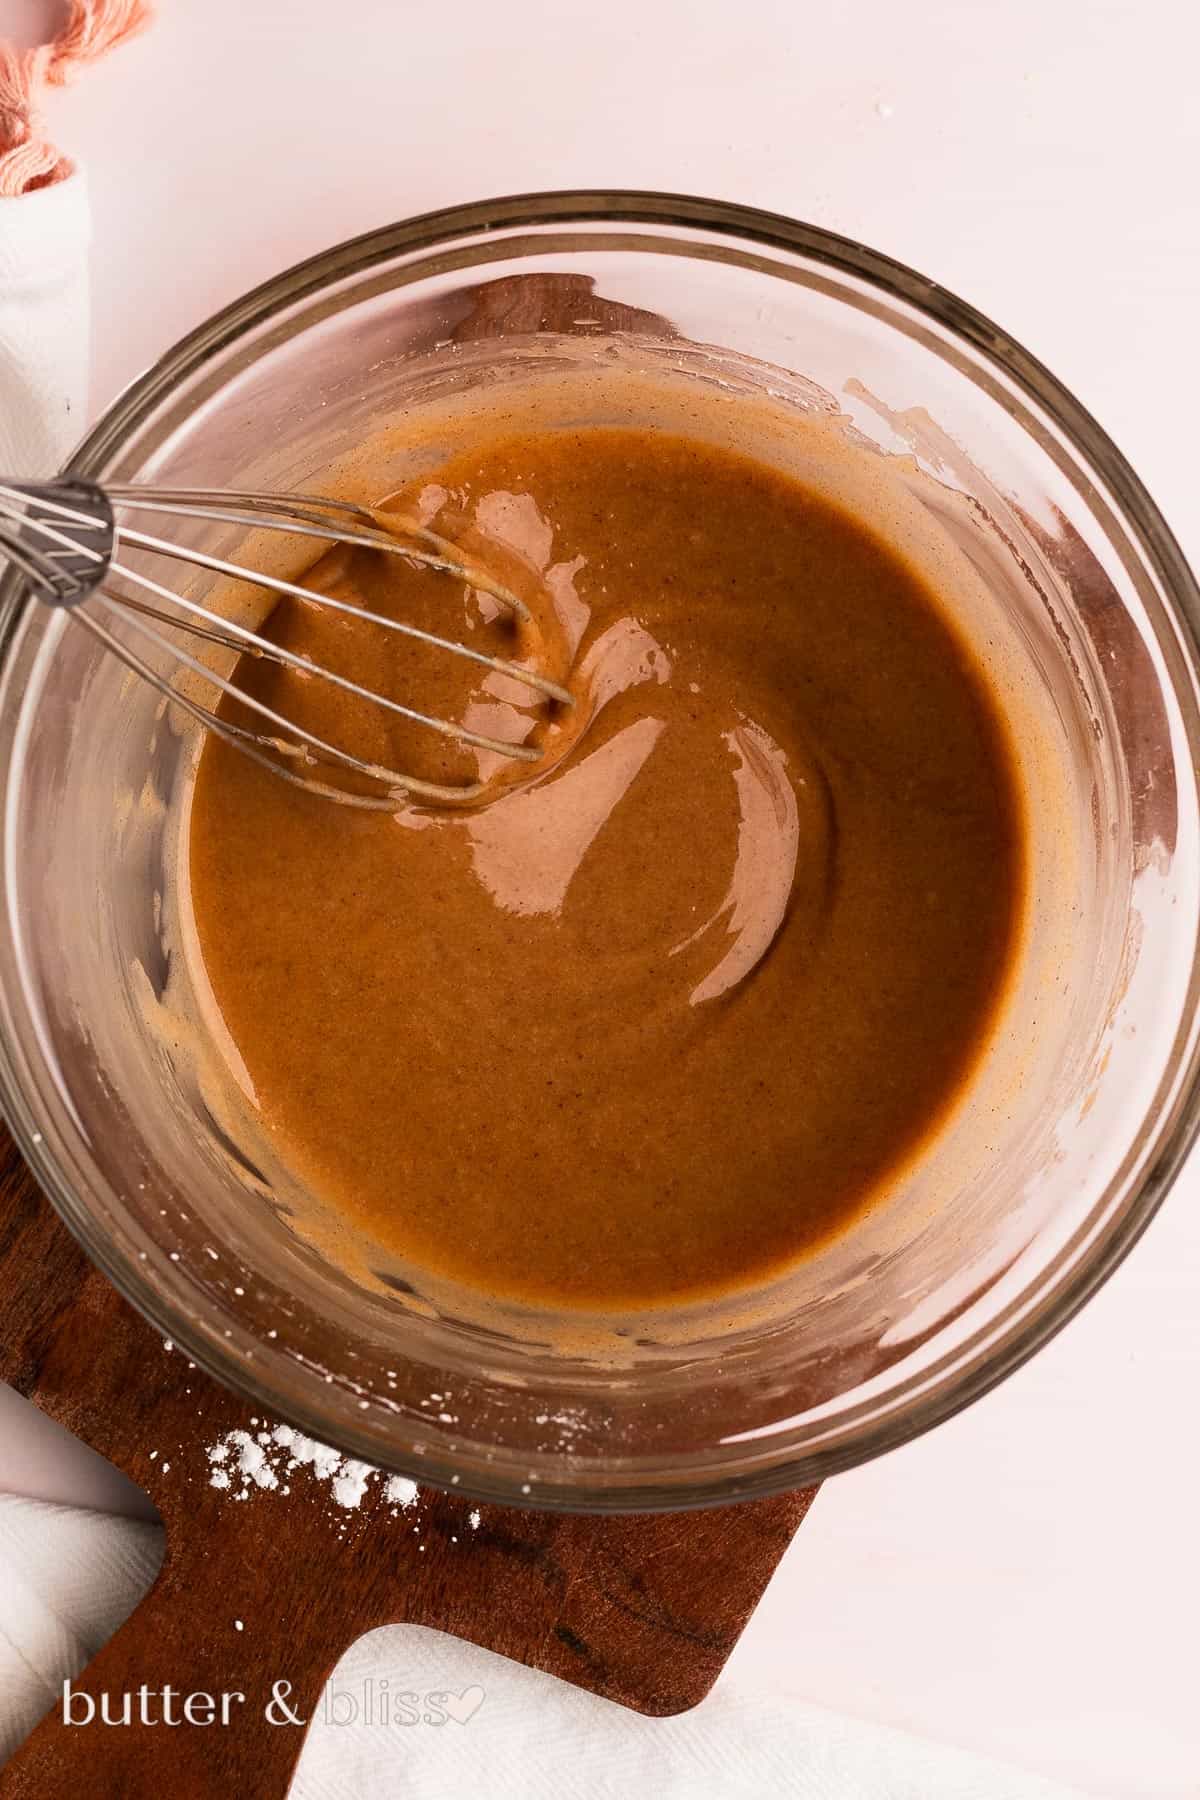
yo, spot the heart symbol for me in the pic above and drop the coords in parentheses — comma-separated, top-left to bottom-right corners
(440, 1684, 486, 1724)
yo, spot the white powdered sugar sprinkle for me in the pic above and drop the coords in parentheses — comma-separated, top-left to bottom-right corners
(331, 1459, 373, 1511)
(384, 1475, 419, 1508)
(203, 1420, 427, 1516)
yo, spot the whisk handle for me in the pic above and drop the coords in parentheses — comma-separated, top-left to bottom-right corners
(0, 477, 115, 606)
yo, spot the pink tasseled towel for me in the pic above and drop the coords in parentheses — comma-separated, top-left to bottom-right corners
(0, 0, 151, 197)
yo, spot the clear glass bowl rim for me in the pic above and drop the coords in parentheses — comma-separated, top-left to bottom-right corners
(1, 188, 1199, 1510)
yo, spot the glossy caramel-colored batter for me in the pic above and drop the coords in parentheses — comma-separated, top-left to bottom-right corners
(188, 427, 1023, 1310)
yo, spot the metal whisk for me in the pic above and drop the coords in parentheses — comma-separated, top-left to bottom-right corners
(0, 477, 574, 807)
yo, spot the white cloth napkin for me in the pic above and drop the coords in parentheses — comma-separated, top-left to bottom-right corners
(0, 171, 1099, 1799)
(0, 173, 90, 474)
(0, 1492, 1095, 1799)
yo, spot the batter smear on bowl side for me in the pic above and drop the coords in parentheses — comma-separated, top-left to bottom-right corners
(187, 426, 1024, 1311)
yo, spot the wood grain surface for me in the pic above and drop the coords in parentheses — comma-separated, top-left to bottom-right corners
(0, 1130, 816, 1798)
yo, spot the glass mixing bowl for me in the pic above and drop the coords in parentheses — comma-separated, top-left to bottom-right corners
(1, 192, 1198, 1511)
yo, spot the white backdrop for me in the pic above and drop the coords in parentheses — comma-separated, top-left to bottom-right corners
(0, 1, 1198, 1794)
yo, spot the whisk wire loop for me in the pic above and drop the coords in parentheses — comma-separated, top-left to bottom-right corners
(0, 478, 573, 807)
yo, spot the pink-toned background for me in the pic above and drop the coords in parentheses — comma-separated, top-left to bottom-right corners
(1, 2, 1198, 1794)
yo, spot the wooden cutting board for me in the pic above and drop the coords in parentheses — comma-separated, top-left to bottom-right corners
(0, 1131, 817, 1798)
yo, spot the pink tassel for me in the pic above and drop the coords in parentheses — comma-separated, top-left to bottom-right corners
(0, 1, 152, 198)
